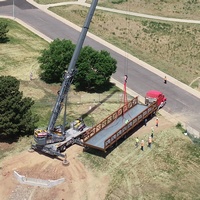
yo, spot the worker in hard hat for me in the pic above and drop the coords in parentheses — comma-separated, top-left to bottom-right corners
(73, 119, 82, 130)
(141, 140, 144, 151)
(156, 117, 159, 127)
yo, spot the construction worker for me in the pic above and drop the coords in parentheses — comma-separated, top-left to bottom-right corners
(141, 140, 144, 151)
(151, 127, 154, 138)
(148, 136, 152, 148)
(125, 119, 129, 124)
(135, 137, 139, 148)
(156, 117, 159, 127)
(144, 118, 147, 126)
(73, 118, 82, 130)
(164, 76, 167, 84)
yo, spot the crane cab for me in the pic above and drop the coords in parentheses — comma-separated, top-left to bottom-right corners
(34, 128, 66, 146)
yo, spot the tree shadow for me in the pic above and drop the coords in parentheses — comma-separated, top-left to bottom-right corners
(81, 87, 121, 120)
(0, 130, 35, 144)
(75, 82, 117, 94)
(0, 37, 10, 43)
(0, 135, 20, 144)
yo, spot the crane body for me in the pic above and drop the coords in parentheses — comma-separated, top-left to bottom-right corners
(32, 0, 98, 157)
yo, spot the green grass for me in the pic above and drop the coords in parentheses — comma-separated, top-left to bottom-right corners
(79, 127, 200, 199)
(0, 18, 48, 80)
(0, 18, 127, 129)
(0, 136, 33, 163)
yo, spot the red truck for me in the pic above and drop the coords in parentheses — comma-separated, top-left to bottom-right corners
(145, 90, 167, 109)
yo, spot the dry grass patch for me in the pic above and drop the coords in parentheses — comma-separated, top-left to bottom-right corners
(0, 19, 48, 81)
(20, 84, 46, 100)
(80, 119, 200, 199)
(97, 0, 200, 20)
(34, 0, 200, 20)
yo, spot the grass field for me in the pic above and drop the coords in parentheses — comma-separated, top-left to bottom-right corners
(0, 18, 127, 127)
(97, 0, 200, 20)
(80, 125, 200, 199)
(49, 5, 200, 87)
(35, 0, 200, 21)
(0, 11, 200, 200)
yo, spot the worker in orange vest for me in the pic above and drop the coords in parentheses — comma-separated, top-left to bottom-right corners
(141, 140, 144, 151)
(148, 136, 152, 148)
(156, 117, 159, 127)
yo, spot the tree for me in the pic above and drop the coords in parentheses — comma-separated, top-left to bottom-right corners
(0, 76, 38, 139)
(38, 39, 117, 91)
(38, 39, 75, 83)
(0, 21, 9, 43)
(75, 46, 117, 91)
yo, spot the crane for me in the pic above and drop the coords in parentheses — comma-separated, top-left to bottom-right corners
(32, 0, 98, 157)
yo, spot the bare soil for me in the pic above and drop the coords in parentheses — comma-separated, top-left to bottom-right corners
(0, 145, 109, 200)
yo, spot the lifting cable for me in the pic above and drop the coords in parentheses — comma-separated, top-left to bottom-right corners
(105, 2, 131, 126)
(123, 1, 130, 106)
(124, 0, 130, 76)
(122, 2, 132, 122)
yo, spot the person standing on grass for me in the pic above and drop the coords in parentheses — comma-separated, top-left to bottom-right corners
(148, 136, 152, 148)
(141, 140, 144, 151)
(156, 117, 159, 127)
(135, 137, 139, 148)
(144, 118, 147, 126)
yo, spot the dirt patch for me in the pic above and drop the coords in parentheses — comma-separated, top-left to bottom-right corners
(0, 142, 14, 151)
(0, 145, 109, 200)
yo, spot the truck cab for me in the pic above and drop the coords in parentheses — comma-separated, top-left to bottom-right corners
(145, 90, 167, 109)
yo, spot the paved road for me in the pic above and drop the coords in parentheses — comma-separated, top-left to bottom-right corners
(0, 0, 200, 133)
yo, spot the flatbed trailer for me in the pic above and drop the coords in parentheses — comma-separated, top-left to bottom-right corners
(82, 97, 157, 151)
